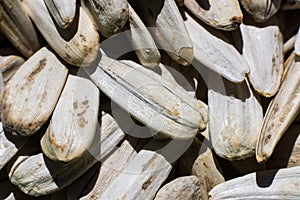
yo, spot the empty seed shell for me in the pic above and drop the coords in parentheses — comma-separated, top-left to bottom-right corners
(87, 56, 208, 139)
(240, 24, 283, 97)
(128, 4, 161, 68)
(41, 75, 99, 162)
(0, 0, 41, 57)
(44, 0, 76, 29)
(208, 77, 263, 160)
(130, 0, 193, 66)
(209, 166, 300, 199)
(23, 0, 99, 67)
(8, 113, 125, 196)
(184, 0, 243, 31)
(184, 13, 249, 83)
(83, 0, 129, 38)
(240, 0, 282, 23)
(256, 55, 300, 163)
(1, 47, 68, 137)
(154, 176, 201, 200)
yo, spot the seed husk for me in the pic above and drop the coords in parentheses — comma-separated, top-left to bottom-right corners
(1, 47, 68, 137)
(41, 75, 99, 163)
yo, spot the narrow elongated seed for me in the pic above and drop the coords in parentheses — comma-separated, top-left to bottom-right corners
(208, 77, 263, 160)
(1, 47, 68, 136)
(184, 13, 249, 83)
(128, 4, 161, 68)
(41, 75, 99, 163)
(44, 0, 76, 29)
(184, 0, 243, 31)
(0, 1, 41, 57)
(209, 166, 300, 199)
(23, 0, 99, 67)
(240, 24, 283, 97)
(83, 0, 128, 38)
(87, 55, 208, 139)
(240, 0, 282, 23)
(130, 0, 193, 66)
(8, 113, 125, 196)
(256, 55, 300, 163)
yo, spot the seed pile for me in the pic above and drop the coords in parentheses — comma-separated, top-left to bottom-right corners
(0, 0, 300, 199)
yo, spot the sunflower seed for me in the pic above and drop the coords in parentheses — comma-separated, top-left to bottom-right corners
(87, 55, 207, 139)
(0, 0, 41, 57)
(209, 166, 300, 199)
(208, 77, 263, 160)
(184, 0, 243, 30)
(41, 75, 99, 163)
(128, 4, 161, 68)
(23, 0, 99, 67)
(44, 0, 76, 29)
(240, 24, 283, 97)
(8, 113, 125, 196)
(130, 0, 193, 66)
(256, 54, 300, 163)
(184, 13, 249, 83)
(1, 47, 68, 136)
(83, 0, 128, 38)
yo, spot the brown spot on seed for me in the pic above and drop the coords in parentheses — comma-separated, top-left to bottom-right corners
(264, 134, 272, 145)
(78, 117, 88, 128)
(80, 34, 87, 42)
(142, 176, 153, 190)
(82, 99, 89, 105)
(73, 102, 78, 109)
(27, 58, 47, 80)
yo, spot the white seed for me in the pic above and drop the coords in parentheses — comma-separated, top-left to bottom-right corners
(208, 77, 263, 160)
(8, 113, 125, 196)
(128, 4, 161, 68)
(0, 1, 41, 57)
(256, 54, 300, 163)
(44, 0, 76, 29)
(87, 55, 208, 139)
(23, 0, 100, 67)
(240, 24, 283, 97)
(1, 47, 68, 137)
(83, 0, 128, 38)
(131, 0, 193, 66)
(209, 166, 300, 199)
(184, 0, 243, 30)
(184, 13, 249, 83)
(41, 75, 99, 162)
